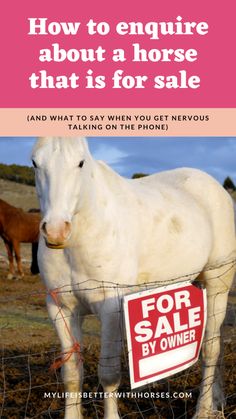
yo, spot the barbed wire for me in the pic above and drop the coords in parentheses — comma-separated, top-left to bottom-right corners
(0, 257, 235, 305)
(0, 258, 235, 418)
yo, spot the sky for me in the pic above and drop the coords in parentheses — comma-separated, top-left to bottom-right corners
(0, 136, 236, 184)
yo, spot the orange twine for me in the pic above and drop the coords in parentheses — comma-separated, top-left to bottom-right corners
(50, 341, 82, 371)
(48, 287, 83, 371)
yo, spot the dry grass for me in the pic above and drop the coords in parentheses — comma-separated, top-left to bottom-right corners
(0, 178, 39, 210)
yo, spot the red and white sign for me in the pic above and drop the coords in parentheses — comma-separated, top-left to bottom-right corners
(123, 281, 207, 389)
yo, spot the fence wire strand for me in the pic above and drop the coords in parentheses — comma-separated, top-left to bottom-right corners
(0, 257, 235, 418)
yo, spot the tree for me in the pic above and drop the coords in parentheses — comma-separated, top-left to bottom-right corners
(132, 173, 149, 179)
(223, 176, 236, 191)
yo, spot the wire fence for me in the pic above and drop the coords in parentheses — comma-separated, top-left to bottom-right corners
(0, 259, 236, 419)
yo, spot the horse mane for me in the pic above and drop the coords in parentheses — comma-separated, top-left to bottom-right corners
(96, 160, 128, 189)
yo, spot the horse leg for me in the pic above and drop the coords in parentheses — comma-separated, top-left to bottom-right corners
(46, 295, 84, 419)
(13, 240, 24, 278)
(194, 264, 235, 418)
(99, 298, 122, 419)
(3, 239, 15, 279)
(31, 242, 39, 275)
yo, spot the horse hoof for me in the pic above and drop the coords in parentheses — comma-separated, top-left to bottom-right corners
(7, 273, 14, 280)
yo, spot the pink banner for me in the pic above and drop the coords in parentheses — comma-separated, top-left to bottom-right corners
(1, 0, 235, 108)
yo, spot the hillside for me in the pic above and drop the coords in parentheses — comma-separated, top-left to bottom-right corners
(231, 190, 236, 202)
(0, 178, 39, 210)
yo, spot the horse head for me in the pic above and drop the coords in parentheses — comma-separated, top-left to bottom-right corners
(32, 137, 92, 249)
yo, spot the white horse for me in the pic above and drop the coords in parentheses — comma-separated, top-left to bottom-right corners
(32, 137, 236, 419)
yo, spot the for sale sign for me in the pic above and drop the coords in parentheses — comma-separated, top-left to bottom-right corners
(123, 281, 207, 389)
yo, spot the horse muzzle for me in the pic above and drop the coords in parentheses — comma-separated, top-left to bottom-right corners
(45, 241, 67, 249)
(41, 220, 72, 249)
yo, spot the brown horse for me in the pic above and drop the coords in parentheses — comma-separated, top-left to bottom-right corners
(0, 199, 41, 278)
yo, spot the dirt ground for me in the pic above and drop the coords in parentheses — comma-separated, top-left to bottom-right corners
(0, 257, 236, 419)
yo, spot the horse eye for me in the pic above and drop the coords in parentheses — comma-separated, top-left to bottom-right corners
(32, 159, 37, 168)
(78, 160, 85, 168)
